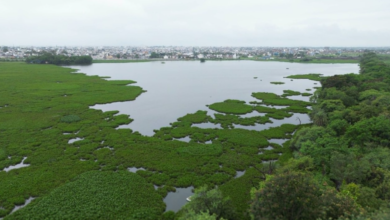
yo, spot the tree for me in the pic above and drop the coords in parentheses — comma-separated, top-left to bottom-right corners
(250, 172, 361, 220)
(150, 52, 159, 58)
(345, 115, 390, 147)
(250, 172, 324, 220)
(329, 151, 370, 187)
(179, 186, 236, 220)
(178, 210, 223, 220)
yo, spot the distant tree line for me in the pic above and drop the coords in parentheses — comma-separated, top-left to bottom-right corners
(25, 52, 92, 65)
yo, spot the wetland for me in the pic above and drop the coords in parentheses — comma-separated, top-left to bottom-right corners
(0, 61, 358, 219)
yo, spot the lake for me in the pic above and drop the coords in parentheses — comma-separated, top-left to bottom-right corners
(67, 60, 359, 212)
(69, 61, 358, 136)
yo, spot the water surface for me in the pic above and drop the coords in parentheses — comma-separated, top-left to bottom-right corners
(69, 61, 358, 136)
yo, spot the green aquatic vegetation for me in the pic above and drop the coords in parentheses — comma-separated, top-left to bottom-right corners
(259, 124, 297, 139)
(283, 106, 310, 113)
(254, 106, 278, 113)
(266, 111, 293, 120)
(177, 110, 212, 124)
(60, 115, 81, 123)
(208, 99, 253, 114)
(285, 73, 324, 81)
(252, 92, 311, 106)
(262, 98, 310, 106)
(215, 129, 269, 148)
(251, 92, 280, 100)
(282, 90, 301, 97)
(210, 113, 271, 129)
(220, 168, 263, 219)
(0, 62, 311, 218)
(270, 82, 285, 85)
(301, 92, 312, 96)
(176, 144, 223, 156)
(6, 171, 165, 220)
(248, 101, 262, 105)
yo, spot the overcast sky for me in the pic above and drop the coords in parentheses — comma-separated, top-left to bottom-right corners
(1, 0, 390, 47)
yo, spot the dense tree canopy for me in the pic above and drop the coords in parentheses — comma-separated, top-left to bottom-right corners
(249, 52, 390, 219)
(25, 52, 92, 65)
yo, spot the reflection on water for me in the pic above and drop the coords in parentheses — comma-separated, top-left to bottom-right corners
(70, 61, 357, 136)
(164, 186, 194, 212)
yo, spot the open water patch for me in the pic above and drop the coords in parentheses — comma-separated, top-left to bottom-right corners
(240, 111, 267, 118)
(191, 123, 221, 129)
(10, 197, 35, 214)
(235, 170, 246, 178)
(269, 139, 289, 145)
(3, 157, 30, 172)
(263, 146, 274, 150)
(127, 167, 146, 173)
(163, 186, 194, 212)
(174, 136, 191, 143)
(68, 137, 84, 144)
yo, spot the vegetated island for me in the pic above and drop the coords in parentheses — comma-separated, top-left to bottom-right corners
(1, 52, 390, 219)
(285, 73, 324, 81)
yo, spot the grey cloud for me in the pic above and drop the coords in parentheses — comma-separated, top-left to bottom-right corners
(1, 0, 389, 46)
